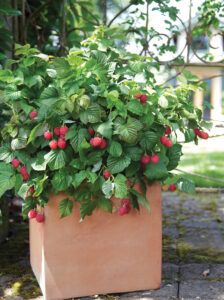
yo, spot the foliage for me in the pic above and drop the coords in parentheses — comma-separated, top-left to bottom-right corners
(0, 35, 210, 219)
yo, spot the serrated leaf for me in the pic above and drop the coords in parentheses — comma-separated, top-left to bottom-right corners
(52, 169, 72, 193)
(96, 120, 113, 138)
(184, 129, 195, 142)
(107, 155, 131, 174)
(80, 200, 97, 219)
(72, 170, 87, 189)
(140, 113, 154, 127)
(86, 169, 97, 183)
(114, 174, 127, 199)
(167, 144, 182, 171)
(92, 160, 102, 172)
(114, 118, 138, 143)
(98, 197, 112, 212)
(31, 152, 48, 171)
(70, 158, 85, 170)
(0, 69, 14, 83)
(0, 162, 15, 197)
(65, 124, 77, 140)
(176, 177, 196, 194)
(0, 144, 15, 163)
(11, 137, 27, 151)
(130, 189, 150, 212)
(125, 146, 143, 161)
(70, 128, 89, 152)
(126, 100, 144, 115)
(140, 131, 158, 151)
(158, 95, 168, 108)
(28, 123, 47, 144)
(144, 155, 168, 180)
(102, 181, 113, 199)
(22, 197, 36, 219)
(39, 87, 59, 106)
(80, 103, 101, 124)
(44, 149, 67, 170)
(108, 141, 122, 157)
(59, 198, 74, 218)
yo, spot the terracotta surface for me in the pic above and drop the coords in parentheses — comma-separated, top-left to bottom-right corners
(30, 183, 162, 300)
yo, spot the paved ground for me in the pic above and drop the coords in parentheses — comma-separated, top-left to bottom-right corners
(0, 191, 224, 300)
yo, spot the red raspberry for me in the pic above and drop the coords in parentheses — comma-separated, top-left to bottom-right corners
(90, 137, 102, 147)
(169, 184, 176, 191)
(193, 128, 201, 136)
(118, 205, 130, 216)
(49, 140, 58, 150)
(122, 199, 130, 207)
(11, 159, 20, 168)
(134, 93, 141, 99)
(140, 94, 147, 104)
(151, 154, 159, 164)
(60, 126, 69, 135)
(28, 186, 35, 193)
(20, 166, 29, 181)
(103, 170, 111, 179)
(58, 139, 67, 149)
(54, 127, 60, 135)
(30, 111, 37, 119)
(59, 134, 65, 140)
(28, 209, 37, 219)
(199, 131, 209, 139)
(160, 136, 169, 145)
(44, 131, 53, 140)
(165, 140, 173, 148)
(36, 214, 45, 223)
(141, 155, 151, 165)
(99, 139, 107, 149)
(165, 126, 171, 135)
(88, 128, 95, 137)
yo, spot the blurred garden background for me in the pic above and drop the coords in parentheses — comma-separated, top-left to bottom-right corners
(0, 0, 224, 299)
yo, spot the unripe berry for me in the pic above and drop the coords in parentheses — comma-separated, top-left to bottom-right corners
(28, 209, 37, 219)
(103, 170, 111, 179)
(60, 126, 69, 135)
(140, 94, 147, 104)
(88, 128, 95, 137)
(165, 126, 171, 135)
(44, 131, 53, 140)
(36, 214, 45, 223)
(11, 159, 20, 168)
(49, 140, 58, 149)
(99, 139, 107, 149)
(141, 155, 151, 165)
(30, 111, 37, 119)
(169, 184, 176, 191)
(151, 154, 159, 164)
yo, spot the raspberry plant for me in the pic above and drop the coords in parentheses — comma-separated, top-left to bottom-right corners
(0, 37, 210, 220)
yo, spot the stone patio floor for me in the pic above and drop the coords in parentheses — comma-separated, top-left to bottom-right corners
(0, 191, 224, 300)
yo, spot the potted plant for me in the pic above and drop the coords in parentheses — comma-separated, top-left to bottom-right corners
(0, 35, 209, 299)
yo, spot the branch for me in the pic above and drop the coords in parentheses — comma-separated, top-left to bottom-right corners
(176, 168, 224, 184)
(59, 0, 67, 55)
(103, 0, 107, 25)
(76, 1, 100, 25)
(69, 1, 98, 26)
(108, 0, 138, 27)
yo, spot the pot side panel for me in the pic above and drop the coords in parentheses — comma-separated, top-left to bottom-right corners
(30, 183, 162, 300)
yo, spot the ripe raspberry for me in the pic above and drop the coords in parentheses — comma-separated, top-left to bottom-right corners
(194, 128, 201, 136)
(169, 184, 176, 191)
(28, 209, 37, 219)
(199, 131, 209, 139)
(30, 111, 37, 119)
(151, 154, 159, 164)
(160, 136, 169, 145)
(118, 205, 130, 216)
(58, 139, 67, 149)
(99, 139, 107, 149)
(122, 199, 130, 207)
(165, 126, 171, 135)
(28, 186, 35, 193)
(59, 134, 66, 140)
(141, 155, 151, 165)
(165, 140, 173, 148)
(49, 140, 58, 150)
(54, 127, 60, 135)
(103, 170, 111, 179)
(36, 214, 45, 223)
(20, 165, 28, 175)
(44, 131, 53, 140)
(140, 94, 147, 104)
(88, 128, 95, 137)
(90, 137, 102, 147)
(60, 126, 69, 135)
(134, 93, 141, 99)
(11, 159, 20, 168)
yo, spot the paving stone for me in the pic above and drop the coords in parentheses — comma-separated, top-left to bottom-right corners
(210, 264, 224, 279)
(179, 264, 211, 280)
(180, 219, 219, 230)
(162, 263, 179, 281)
(0, 275, 13, 286)
(179, 280, 224, 300)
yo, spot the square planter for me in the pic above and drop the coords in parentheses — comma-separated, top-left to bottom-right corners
(29, 183, 162, 300)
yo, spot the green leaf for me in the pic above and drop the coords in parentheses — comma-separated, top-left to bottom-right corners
(0, 162, 15, 197)
(22, 197, 36, 219)
(65, 124, 77, 140)
(17, 183, 29, 199)
(130, 189, 150, 212)
(11, 137, 27, 151)
(70, 128, 89, 152)
(59, 198, 74, 218)
(0, 8, 22, 15)
(80, 103, 101, 124)
(39, 87, 59, 106)
(107, 155, 131, 174)
(44, 149, 67, 170)
(114, 174, 127, 199)
(176, 177, 196, 194)
(114, 118, 138, 143)
(70, 158, 85, 170)
(31, 152, 48, 171)
(72, 170, 87, 189)
(14, 174, 23, 194)
(53, 57, 70, 76)
(125, 162, 140, 177)
(96, 120, 113, 138)
(28, 123, 47, 144)
(80, 200, 97, 219)
(184, 129, 195, 143)
(126, 100, 144, 115)
(0, 69, 14, 83)
(125, 146, 143, 161)
(158, 95, 168, 108)
(140, 113, 155, 127)
(98, 197, 112, 212)
(167, 144, 182, 171)
(86, 169, 98, 184)
(0, 144, 15, 163)
(24, 57, 35, 67)
(52, 169, 73, 193)
(92, 160, 102, 172)
(140, 131, 158, 151)
(108, 141, 122, 157)
(102, 181, 113, 199)
(144, 155, 168, 180)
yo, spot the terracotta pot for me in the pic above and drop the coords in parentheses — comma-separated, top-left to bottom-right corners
(29, 183, 162, 300)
